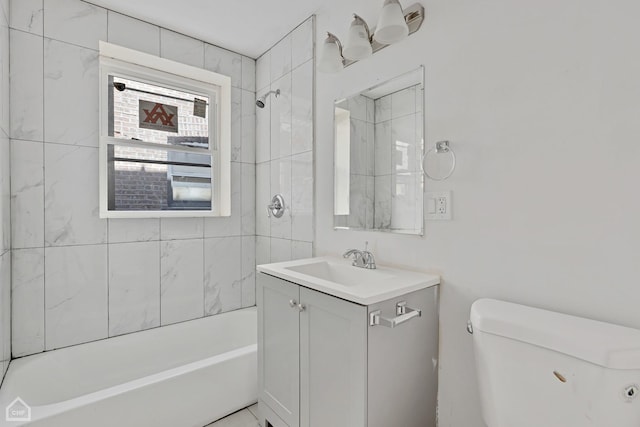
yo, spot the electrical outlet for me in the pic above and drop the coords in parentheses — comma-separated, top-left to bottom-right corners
(426, 191, 452, 220)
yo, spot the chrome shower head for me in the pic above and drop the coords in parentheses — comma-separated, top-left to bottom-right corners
(256, 89, 280, 108)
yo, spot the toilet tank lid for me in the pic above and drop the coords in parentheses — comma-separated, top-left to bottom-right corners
(470, 299, 640, 370)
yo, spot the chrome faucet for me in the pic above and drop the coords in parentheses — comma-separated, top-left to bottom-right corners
(343, 242, 376, 269)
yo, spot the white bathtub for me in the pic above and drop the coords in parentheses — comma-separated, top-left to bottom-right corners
(0, 307, 257, 427)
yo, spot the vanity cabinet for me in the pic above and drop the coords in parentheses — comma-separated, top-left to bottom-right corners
(257, 272, 439, 427)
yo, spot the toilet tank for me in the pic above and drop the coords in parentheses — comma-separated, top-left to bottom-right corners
(470, 299, 640, 427)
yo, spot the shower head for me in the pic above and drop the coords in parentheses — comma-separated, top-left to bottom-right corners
(256, 89, 280, 108)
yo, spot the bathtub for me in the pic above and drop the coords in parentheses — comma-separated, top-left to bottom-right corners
(0, 307, 257, 427)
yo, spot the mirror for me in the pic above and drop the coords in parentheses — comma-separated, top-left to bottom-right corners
(334, 67, 424, 235)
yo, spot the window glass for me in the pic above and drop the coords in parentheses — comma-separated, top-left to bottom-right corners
(110, 76, 211, 150)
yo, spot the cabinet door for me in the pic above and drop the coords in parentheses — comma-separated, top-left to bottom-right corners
(258, 273, 300, 427)
(299, 288, 368, 427)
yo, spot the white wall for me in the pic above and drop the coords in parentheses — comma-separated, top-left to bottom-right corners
(9, 0, 257, 357)
(313, 1, 640, 426)
(0, 0, 11, 380)
(255, 18, 315, 265)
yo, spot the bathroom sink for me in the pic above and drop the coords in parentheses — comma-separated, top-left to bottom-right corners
(257, 257, 439, 305)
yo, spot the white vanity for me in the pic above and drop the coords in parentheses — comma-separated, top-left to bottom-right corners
(256, 256, 440, 427)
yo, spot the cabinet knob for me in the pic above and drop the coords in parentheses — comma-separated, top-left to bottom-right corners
(298, 303, 306, 312)
(289, 299, 297, 308)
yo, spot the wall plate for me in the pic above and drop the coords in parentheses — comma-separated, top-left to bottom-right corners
(426, 191, 452, 220)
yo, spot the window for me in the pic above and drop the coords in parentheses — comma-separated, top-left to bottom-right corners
(99, 42, 231, 218)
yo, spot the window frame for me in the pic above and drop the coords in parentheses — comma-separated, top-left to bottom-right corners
(98, 41, 231, 218)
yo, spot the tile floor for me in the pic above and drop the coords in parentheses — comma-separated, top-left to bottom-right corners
(205, 404, 260, 427)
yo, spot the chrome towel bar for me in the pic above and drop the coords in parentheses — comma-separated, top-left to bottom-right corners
(369, 301, 421, 328)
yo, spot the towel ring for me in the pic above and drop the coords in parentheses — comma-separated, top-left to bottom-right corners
(422, 141, 456, 181)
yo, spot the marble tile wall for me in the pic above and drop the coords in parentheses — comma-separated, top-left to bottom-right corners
(9, 0, 257, 357)
(0, 1, 10, 380)
(255, 17, 314, 267)
(373, 85, 424, 231)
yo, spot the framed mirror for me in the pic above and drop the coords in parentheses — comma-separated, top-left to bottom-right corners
(334, 67, 424, 235)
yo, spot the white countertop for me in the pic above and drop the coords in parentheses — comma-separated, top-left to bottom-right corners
(257, 256, 440, 305)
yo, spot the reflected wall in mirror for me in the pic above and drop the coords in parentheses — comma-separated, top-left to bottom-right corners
(334, 67, 424, 235)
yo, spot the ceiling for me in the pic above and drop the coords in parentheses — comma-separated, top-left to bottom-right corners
(89, 0, 330, 58)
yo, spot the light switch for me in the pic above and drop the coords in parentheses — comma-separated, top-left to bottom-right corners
(426, 191, 452, 220)
(427, 198, 436, 214)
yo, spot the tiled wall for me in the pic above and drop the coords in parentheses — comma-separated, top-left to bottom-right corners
(0, 0, 11, 379)
(9, 0, 257, 357)
(255, 18, 314, 265)
(373, 85, 423, 232)
(334, 95, 375, 230)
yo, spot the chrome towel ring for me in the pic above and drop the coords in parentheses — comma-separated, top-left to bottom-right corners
(422, 140, 456, 181)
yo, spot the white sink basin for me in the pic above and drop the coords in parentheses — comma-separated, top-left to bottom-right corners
(257, 256, 439, 305)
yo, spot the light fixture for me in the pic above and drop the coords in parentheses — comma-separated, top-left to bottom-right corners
(318, 3, 424, 73)
(343, 14, 373, 61)
(373, 0, 409, 45)
(318, 32, 344, 73)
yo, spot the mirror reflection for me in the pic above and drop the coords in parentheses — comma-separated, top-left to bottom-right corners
(334, 67, 424, 235)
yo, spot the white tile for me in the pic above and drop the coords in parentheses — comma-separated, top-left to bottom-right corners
(160, 217, 204, 240)
(292, 241, 312, 260)
(207, 409, 259, 427)
(0, 17, 8, 135)
(391, 172, 423, 232)
(231, 87, 242, 161)
(291, 152, 313, 242)
(291, 61, 313, 155)
(241, 56, 256, 92)
(10, 0, 43, 35)
(374, 121, 392, 176)
(44, 39, 99, 147)
(391, 86, 417, 119)
(241, 89, 256, 164)
(109, 241, 160, 336)
(43, 0, 106, 50)
(12, 248, 45, 357)
(204, 237, 242, 315)
(11, 139, 44, 248)
(160, 29, 204, 68)
(241, 236, 256, 308)
(270, 35, 291, 82)
(0, 135, 7, 252)
(348, 95, 367, 122)
(350, 119, 370, 175)
(107, 11, 160, 56)
(10, 29, 44, 141)
(292, 18, 313, 70)
(204, 162, 241, 237)
(256, 51, 270, 92)
(160, 239, 204, 325)
(44, 144, 106, 246)
(0, 251, 10, 366)
(270, 73, 292, 159)
(374, 94, 391, 123)
(374, 175, 392, 229)
(241, 163, 256, 236)
(255, 236, 270, 266)
(391, 114, 418, 173)
(255, 162, 270, 237)
(205, 44, 242, 88)
(108, 218, 160, 243)
(0, 251, 11, 369)
(255, 92, 270, 163)
(45, 244, 108, 350)
(270, 238, 291, 263)
(270, 157, 291, 239)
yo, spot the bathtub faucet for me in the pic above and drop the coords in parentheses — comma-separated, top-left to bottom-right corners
(343, 242, 376, 270)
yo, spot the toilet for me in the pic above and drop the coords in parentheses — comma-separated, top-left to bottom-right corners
(469, 299, 640, 427)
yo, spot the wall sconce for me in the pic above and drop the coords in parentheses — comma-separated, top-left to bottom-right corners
(318, 1, 425, 73)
